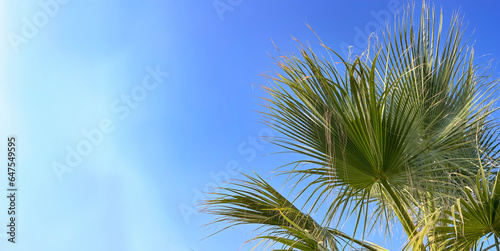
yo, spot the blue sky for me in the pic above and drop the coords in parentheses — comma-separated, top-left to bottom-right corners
(1, 0, 500, 250)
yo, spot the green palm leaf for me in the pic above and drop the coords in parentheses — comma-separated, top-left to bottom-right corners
(432, 167, 500, 250)
(204, 1, 500, 250)
(262, 2, 498, 244)
(204, 173, 387, 251)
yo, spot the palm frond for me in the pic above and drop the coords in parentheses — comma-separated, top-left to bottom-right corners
(204, 1, 500, 250)
(204, 173, 387, 251)
(432, 167, 500, 250)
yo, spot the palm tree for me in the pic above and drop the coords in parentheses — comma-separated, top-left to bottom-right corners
(204, 2, 500, 250)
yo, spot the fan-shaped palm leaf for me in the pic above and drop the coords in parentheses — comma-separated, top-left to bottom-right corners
(205, 1, 500, 250)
